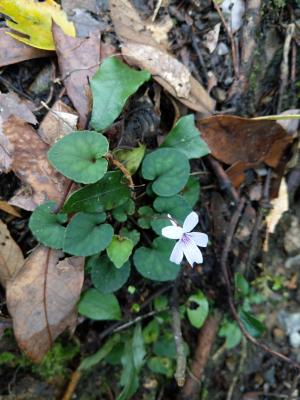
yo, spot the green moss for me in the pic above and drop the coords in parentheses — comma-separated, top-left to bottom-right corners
(31, 342, 80, 380)
(0, 341, 79, 380)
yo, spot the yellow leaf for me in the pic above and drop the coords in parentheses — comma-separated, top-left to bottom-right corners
(0, 0, 76, 50)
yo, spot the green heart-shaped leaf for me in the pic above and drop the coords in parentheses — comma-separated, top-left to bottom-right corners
(62, 171, 130, 213)
(89, 255, 131, 293)
(161, 115, 210, 159)
(137, 206, 154, 229)
(107, 235, 134, 268)
(187, 290, 209, 328)
(181, 176, 200, 208)
(78, 289, 121, 320)
(29, 201, 67, 249)
(119, 228, 140, 247)
(114, 144, 146, 175)
(142, 148, 190, 197)
(48, 131, 108, 184)
(91, 58, 151, 131)
(64, 212, 113, 256)
(151, 195, 192, 235)
(133, 237, 180, 281)
(112, 199, 135, 222)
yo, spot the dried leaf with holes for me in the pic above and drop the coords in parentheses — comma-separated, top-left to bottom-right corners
(7, 246, 84, 362)
(0, 219, 24, 287)
(109, 0, 215, 114)
(52, 23, 101, 129)
(0, 116, 69, 211)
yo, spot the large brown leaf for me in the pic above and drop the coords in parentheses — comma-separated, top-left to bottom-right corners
(0, 219, 24, 288)
(0, 28, 49, 67)
(197, 115, 291, 167)
(197, 115, 292, 186)
(52, 23, 101, 129)
(109, 0, 215, 114)
(0, 116, 69, 210)
(7, 246, 84, 362)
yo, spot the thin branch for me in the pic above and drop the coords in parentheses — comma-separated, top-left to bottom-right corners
(171, 282, 186, 387)
(277, 23, 295, 113)
(182, 313, 221, 399)
(207, 155, 239, 205)
(213, 1, 239, 79)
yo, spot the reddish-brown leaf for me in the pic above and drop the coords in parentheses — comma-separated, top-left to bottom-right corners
(198, 115, 291, 168)
(0, 219, 24, 287)
(52, 23, 101, 129)
(0, 116, 69, 210)
(7, 246, 84, 362)
(0, 28, 50, 67)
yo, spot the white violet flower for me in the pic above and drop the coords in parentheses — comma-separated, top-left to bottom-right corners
(161, 211, 208, 266)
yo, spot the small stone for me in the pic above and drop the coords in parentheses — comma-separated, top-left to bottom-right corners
(284, 216, 300, 255)
(217, 42, 229, 55)
(290, 331, 300, 348)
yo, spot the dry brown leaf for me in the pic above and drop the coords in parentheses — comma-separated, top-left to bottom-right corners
(197, 115, 292, 186)
(146, 15, 173, 47)
(110, 0, 215, 114)
(0, 28, 49, 68)
(38, 100, 78, 145)
(264, 179, 288, 251)
(203, 23, 221, 54)
(0, 92, 37, 125)
(0, 115, 69, 210)
(7, 246, 84, 362)
(0, 219, 24, 287)
(0, 200, 21, 217)
(52, 23, 101, 129)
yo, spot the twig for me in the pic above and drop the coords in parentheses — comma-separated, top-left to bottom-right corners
(39, 101, 76, 131)
(277, 23, 295, 113)
(245, 169, 271, 270)
(213, 1, 239, 79)
(288, 373, 300, 400)
(182, 313, 221, 399)
(112, 309, 167, 333)
(61, 370, 82, 400)
(221, 198, 300, 370)
(226, 337, 247, 400)
(171, 281, 186, 387)
(152, 0, 164, 22)
(250, 392, 300, 399)
(98, 283, 173, 341)
(207, 155, 239, 205)
(228, 0, 261, 108)
(0, 75, 34, 101)
(106, 153, 134, 190)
